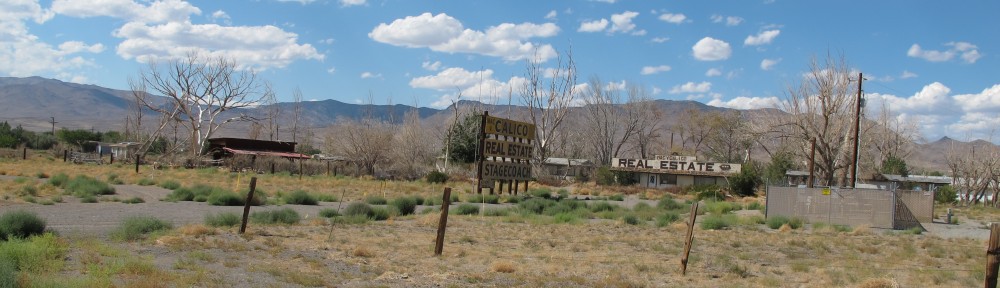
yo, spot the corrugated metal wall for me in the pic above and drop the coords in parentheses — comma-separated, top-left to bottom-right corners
(766, 187, 933, 230)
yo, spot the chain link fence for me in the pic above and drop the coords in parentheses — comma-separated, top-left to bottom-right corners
(766, 186, 932, 230)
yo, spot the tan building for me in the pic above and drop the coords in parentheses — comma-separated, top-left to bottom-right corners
(610, 155, 742, 189)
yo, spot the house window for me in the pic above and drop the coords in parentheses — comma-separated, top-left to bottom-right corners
(659, 174, 677, 185)
(694, 176, 718, 185)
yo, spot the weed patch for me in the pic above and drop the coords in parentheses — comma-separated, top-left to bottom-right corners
(204, 212, 241, 227)
(283, 190, 318, 205)
(250, 208, 300, 225)
(111, 216, 172, 241)
(65, 175, 115, 197)
(0, 210, 46, 240)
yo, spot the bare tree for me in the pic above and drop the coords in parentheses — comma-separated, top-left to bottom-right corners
(325, 94, 395, 176)
(581, 77, 641, 165)
(864, 101, 919, 174)
(776, 54, 857, 186)
(519, 49, 577, 173)
(291, 87, 304, 143)
(703, 110, 753, 163)
(627, 85, 662, 159)
(130, 53, 266, 157)
(262, 83, 281, 141)
(391, 108, 438, 179)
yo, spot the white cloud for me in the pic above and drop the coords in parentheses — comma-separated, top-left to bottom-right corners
(421, 60, 442, 71)
(706, 68, 722, 77)
(744, 30, 780, 46)
(692, 37, 731, 61)
(410, 67, 492, 90)
(605, 80, 627, 91)
(53, 0, 323, 70)
(658, 13, 686, 24)
(640, 65, 671, 75)
(340, 0, 367, 7)
(370, 13, 559, 62)
(360, 72, 382, 79)
(578, 19, 609, 32)
(711, 15, 744, 26)
(953, 84, 1000, 112)
(326, 67, 336, 74)
(907, 42, 982, 63)
(277, 0, 315, 4)
(545, 10, 557, 20)
(609, 11, 639, 34)
(0, 1, 103, 80)
(591, 0, 617, 3)
(760, 58, 780, 70)
(708, 96, 780, 109)
(651, 37, 669, 43)
(670, 81, 712, 94)
(319, 38, 335, 45)
(900, 70, 918, 79)
(652, 86, 662, 95)
(211, 10, 230, 24)
(52, 0, 200, 23)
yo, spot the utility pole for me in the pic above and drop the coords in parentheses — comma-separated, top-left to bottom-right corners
(849, 73, 863, 188)
(49, 117, 57, 135)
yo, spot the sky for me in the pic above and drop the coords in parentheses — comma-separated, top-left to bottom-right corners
(2, 0, 998, 142)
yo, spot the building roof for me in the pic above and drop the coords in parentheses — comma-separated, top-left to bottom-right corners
(881, 174, 952, 185)
(222, 147, 310, 159)
(786, 170, 810, 176)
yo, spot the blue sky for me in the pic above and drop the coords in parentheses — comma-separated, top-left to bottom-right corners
(2, 0, 998, 142)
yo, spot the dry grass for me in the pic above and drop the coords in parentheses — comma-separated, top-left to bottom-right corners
(352, 246, 375, 258)
(490, 261, 516, 273)
(178, 224, 215, 236)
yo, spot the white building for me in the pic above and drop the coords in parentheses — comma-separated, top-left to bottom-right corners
(610, 155, 742, 189)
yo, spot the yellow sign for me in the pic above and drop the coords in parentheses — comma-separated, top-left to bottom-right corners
(484, 116, 535, 139)
(822, 188, 831, 195)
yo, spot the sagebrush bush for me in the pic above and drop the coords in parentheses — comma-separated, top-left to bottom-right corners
(656, 213, 680, 227)
(657, 198, 683, 210)
(319, 208, 340, 218)
(204, 212, 241, 227)
(483, 208, 510, 217)
(766, 216, 789, 229)
(700, 215, 735, 230)
(466, 194, 499, 204)
(283, 190, 318, 205)
(0, 233, 65, 279)
(518, 198, 556, 214)
(364, 196, 387, 205)
(0, 257, 13, 288)
(389, 197, 418, 215)
(111, 216, 172, 241)
(315, 194, 339, 202)
(136, 178, 157, 186)
(529, 188, 552, 199)
(704, 201, 741, 215)
(0, 210, 47, 240)
(609, 194, 625, 201)
(159, 180, 181, 190)
(207, 192, 244, 206)
(46, 173, 69, 188)
(589, 201, 618, 213)
(502, 195, 522, 204)
(553, 213, 578, 224)
(623, 214, 641, 225)
(454, 204, 480, 215)
(250, 208, 300, 225)
(344, 203, 373, 217)
(426, 171, 449, 183)
(65, 175, 115, 197)
(122, 197, 145, 204)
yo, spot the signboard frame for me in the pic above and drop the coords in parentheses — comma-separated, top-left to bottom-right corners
(477, 111, 536, 194)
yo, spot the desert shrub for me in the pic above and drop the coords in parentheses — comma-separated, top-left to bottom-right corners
(609, 194, 625, 201)
(553, 213, 578, 224)
(80, 195, 97, 203)
(656, 213, 680, 227)
(136, 178, 157, 186)
(111, 216, 172, 241)
(364, 196, 387, 205)
(483, 208, 511, 217)
(344, 203, 374, 217)
(240, 189, 267, 206)
(65, 175, 115, 197)
(159, 180, 181, 190)
(530, 188, 552, 199)
(207, 192, 244, 206)
(454, 204, 480, 215)
(728, 162, 761, 197)
(426, 171, 448, 183)
(315, 194, 339, 202)
(0, 210, 46, 240)
(35, 172, 49, 179)
(632, 202, 653, 212)
(518, 198, 556, 214)
(466, 194, 500, 204)
(502, 195, 522, 204)
(369, 207, 390, 220)
(46, 173, 69, 187)
(766, 216, 789, 229)
(657, 198, 683, 210)
(204, 212, 240, 227)
(695, 188, 724, 201)
(704, 201, 741, 215)
(389, 197, 418, 216)
(165, 187, 195, 201)
(0, 233, 66, 278)
(192, 195, 208, 202)
(746, 202, 764, 211)
(595, 167, 616, 186)
(283, 190, 318, 205)
(250, 208, 300, 225)
(700, 215, 735, 230)
(623, 214, 640, 225)
(410, 195, 424, 205)
(787, 217, 804, 229)
(557, 189, 570, 199)
(105, 174, 123, 185)
(122, 197, 145, 204)
(590, 201, 618, 212)
(319, 208, 340, 218)
(0, 257, 13, 288)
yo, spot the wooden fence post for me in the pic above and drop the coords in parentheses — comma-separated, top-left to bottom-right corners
(22, 147, 27, 160)
(63, 150, 67, 162)
(434, 187, 453, 256)
(110, 153, 114, 164)
(299, 158, 304, 180)
(681, 202, 700, 276)
(135, 155, 140, 173)
(987, 223, 1000, 288)
(239, 177, 258, 234)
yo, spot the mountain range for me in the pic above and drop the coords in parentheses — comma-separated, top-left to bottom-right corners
(0, 76, 990, 174)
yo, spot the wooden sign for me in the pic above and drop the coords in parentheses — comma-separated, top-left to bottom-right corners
(484, 115, 535, 140)
(483, 138, 533, 160)
(482, 161, 532, 181)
